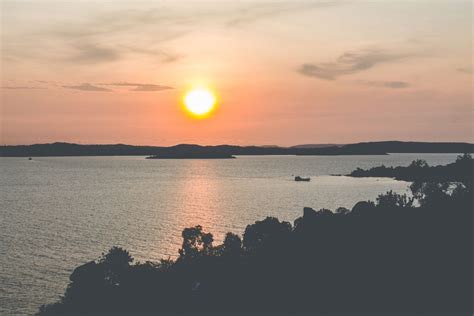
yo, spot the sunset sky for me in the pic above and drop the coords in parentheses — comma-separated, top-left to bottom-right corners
(1, 0, 472, 146)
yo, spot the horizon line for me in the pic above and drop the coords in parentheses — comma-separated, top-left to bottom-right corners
(2, 140, 474, 148)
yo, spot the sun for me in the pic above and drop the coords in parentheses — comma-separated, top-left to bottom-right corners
(183, 88, 216, 118)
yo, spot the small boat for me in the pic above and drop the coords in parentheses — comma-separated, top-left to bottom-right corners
(295, 176, 310, 182)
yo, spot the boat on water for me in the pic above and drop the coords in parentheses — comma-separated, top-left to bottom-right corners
(295, 176, 310, 182)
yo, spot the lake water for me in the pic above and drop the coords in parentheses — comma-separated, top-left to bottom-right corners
(0, 153, 460, 314)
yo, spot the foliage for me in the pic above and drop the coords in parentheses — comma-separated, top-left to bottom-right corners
(376, 190, 414, 208)
(222, 232, 242, 257)
(99, 246, 133, 267)
(349, 153, 473, 185)
(178, 225, 214, 259)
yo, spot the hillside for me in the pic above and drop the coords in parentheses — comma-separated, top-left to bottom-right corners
(0, 141, 472, 157)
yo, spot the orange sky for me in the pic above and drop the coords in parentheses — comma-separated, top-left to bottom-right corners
(1, 0, 472, 146)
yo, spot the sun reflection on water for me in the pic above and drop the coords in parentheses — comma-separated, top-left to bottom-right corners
(156, 159, 224, 258)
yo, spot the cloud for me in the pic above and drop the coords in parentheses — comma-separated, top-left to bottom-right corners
(68, 43, 121, 64)
(357, 80, 411, 89)
(5, 81, 172, 92)
(457, 66, 472, 74)
(62, 83, 111, 92)
(3, 2, 346, 66)
(119, 45, 182, 63)
(100, 82, 173, 92)
(226, 1, 343, 27)
(1, 86, 46, 90)
(130, 84, 173, 92)
(298, 49, 412, 80)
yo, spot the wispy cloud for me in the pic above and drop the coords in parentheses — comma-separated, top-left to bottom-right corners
(1, 86, 46, 90)
(68, 43, 121, 64)
(357, 80, 411, 89)
(298, 49, 413, 80)
(119, 45, 182, 63)
(2, 2, 345, 66)
(62, 83, 111, 92)
(101, 82, 173, 92)
(226, 1, 343, 27)
(130, 84, 173, 92)
(6, 81, 173, 92)
(457, 66, 472, 74)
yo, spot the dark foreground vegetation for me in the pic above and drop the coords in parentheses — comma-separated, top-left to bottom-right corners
(2, 141, 473, 157)
(38, 156, 473, 316)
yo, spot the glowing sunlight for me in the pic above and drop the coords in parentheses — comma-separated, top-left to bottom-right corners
(183, 88, 217, 118)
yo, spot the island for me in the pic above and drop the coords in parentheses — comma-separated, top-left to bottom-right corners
(146, 153, 235, 159)
(145, 144, 236, 159)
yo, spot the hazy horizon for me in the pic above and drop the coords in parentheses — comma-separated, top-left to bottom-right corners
(2, 139, 474, 148)
(1, 0, 472, 146)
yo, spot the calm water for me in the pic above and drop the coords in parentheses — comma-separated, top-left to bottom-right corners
(0, 154, 459, 314)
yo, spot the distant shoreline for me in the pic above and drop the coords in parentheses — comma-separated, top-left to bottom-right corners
(346, 153, 473, 183)
(1, 141, 472, 157)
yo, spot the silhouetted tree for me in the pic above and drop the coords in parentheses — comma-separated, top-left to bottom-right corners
(335, 207, 350, 215)
(100, 246, 133, 267)
(410, 181, 450, 206)
(221, 232, 242, 258)
(409, 159, 429, 169)
(351, 200, 376, 215)
(376, 190, 414, 208)
(243, 217, 291, 253)
(178, 225, 214, 260)
(456, 152, 472, 164)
